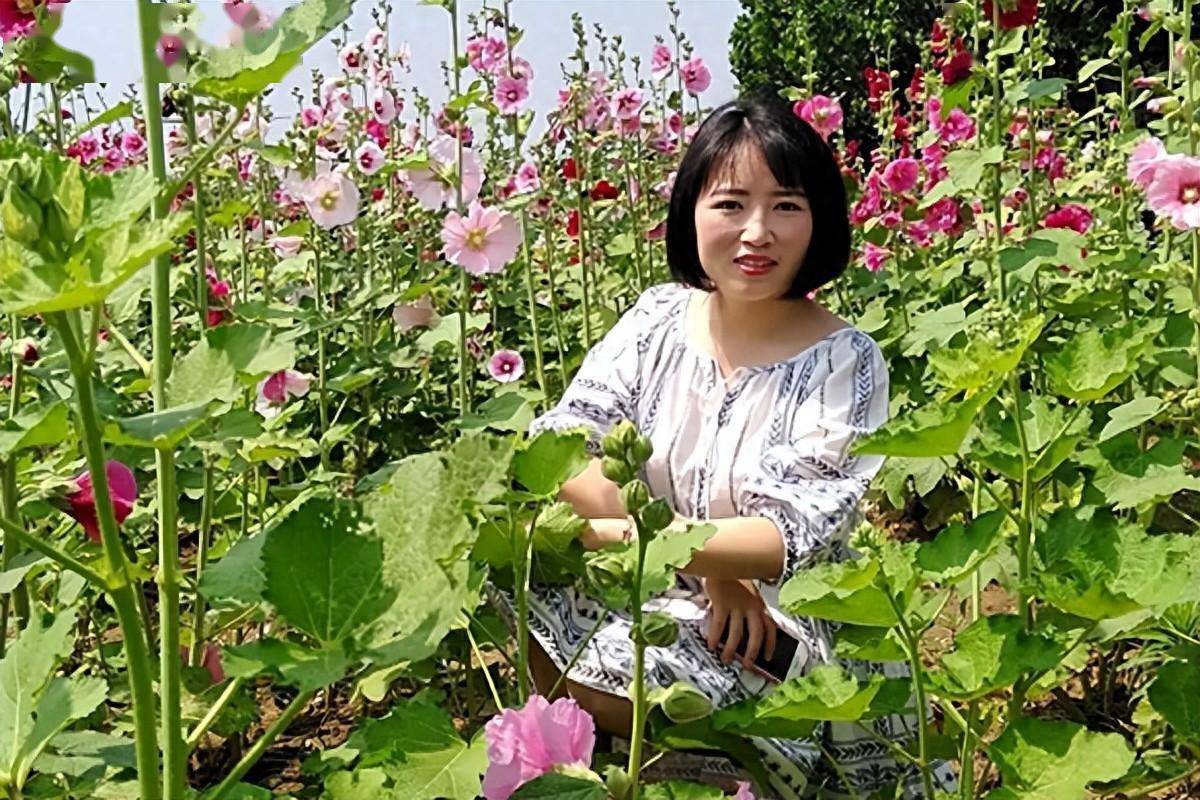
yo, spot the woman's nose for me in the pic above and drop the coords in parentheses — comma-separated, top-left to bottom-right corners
(741, 214, 772, 246)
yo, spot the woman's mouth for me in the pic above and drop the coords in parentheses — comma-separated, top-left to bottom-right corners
(734, 256, 777, 276)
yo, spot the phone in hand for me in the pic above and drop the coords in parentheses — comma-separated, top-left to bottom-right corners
(715, 615, 800, 683)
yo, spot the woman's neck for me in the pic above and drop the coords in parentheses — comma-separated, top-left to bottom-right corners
(706, 290, 806, 352)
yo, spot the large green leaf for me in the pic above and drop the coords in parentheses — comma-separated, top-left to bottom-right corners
(105, 402, 211, 450)
(222, 638, 349, 691)
(191, 0, 354, 105)
(1044, 319, 1164, 402)
(780, 558, 899, 627)
(969, 397, 1090, 483)
(0, 402, 69, 457)
(197, 532, 266, 608)
(928, 315, 1044, 391)
(916, 510, 1006, 583)
(1098, 397, 1165, 442)
(260, 497, 394, 646)
(852, 379, 1001, 458)
(513, 428, 589, 497)
(1147, 661, 1200, 742)
(1080, 432, 1200, 510)
(472, 501, 587, 584)
(987, 717, 1134, 799)
(512, 774, 607, 799)
(168, 324, 296, 406)
(928, 616, 1065, 701)
(584, 523, 717, 609)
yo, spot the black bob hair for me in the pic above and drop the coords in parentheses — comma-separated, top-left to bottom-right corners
(665, 92, 851, 299)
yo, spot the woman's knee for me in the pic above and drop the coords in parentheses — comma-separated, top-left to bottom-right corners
(565, 679, 632, 735)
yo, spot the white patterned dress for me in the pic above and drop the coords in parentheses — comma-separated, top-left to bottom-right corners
(493, 282, 956, 798)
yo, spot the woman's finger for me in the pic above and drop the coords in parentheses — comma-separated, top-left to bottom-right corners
(721, 612, 744, 665)
(742, 611, 764, 670)
(706, 604, 728, 652)
(763, 609, 778, 662)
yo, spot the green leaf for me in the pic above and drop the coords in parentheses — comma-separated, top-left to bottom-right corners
(832, 625, 908, 662)
(1013, 77, 1070, 103)
(928, 316, 1044, 390)
(1077, 57, 1113, 83)
(223, 638, 349, 691)
(588, 523, 718, 609)
(1045, 319, 1164, 402)
(641, 781, 726, 799)
(780, 558, 899, 627)
(69, 102, 133, 143)
(198, 532, 266, 607)
(928, 616, 1065, 701)
(1148, 661, 1200, 741)
(459, 391, 534, 432)
(0, 402, 69, 457)
(1098, 397, 1165, 442)
(514, 428, 589, 497)
(987, 717, 1134, 799)
(1081, 432, 1200, 509)
(915, 510, 1005, 583)
(513, 774, 607, 799)
(853, 380, 1001, 458)
(105, 402, 211, 450)
(943, 146, 1004, 192)
(969, 397, 1090, 483)
(260, 497, 394, 645)
(191, 0, 354, 106)
(203, 323, 296, 377)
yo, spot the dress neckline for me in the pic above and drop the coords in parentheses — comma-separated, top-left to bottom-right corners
(676, 285, 854, 384)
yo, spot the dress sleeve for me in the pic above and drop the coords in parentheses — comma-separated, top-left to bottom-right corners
(527, 286, 662, 456)
(735, 330, 891, 587)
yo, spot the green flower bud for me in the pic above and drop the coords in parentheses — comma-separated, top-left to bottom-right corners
(603, 764, 633, 800)
(613, 419, 638, 449)
(601, 434, 626, 459)
(629, 434, 653, 466)
(2, 185, 43, 247)
(601, 456, 633, 486)
(639, 611, 678, 647)
(585, 552, 629, 595)
(641, 499, 674, 533)
(656, 681, 713, 724)
(620, 479, 649, 512)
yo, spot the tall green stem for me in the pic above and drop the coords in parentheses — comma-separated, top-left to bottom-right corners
(207, 688, 315, 800)
(626, 522, 650, 800)
(1186, 0, 1200, 382)
(887, 592, 936, 799)
(989, 0, 1007, 304)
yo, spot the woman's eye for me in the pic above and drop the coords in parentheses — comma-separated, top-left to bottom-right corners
(777, 201, 805, 211)
(714, 200, 741, 210)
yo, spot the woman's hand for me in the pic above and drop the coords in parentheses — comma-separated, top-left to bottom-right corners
(703, 577, 776, 670)
(580, 517, 632, 551)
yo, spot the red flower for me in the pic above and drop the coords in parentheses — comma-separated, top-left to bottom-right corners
(206, 309, 228, 327)
(939, 38, 973, 86)
(930, 19, 949, 54)
(862, 67, 892, 113)
(983, 0, 1038, 29)
(1041, 203, 1092, 234)
(561, 157, 578, 181)
(566, 208, 580, 238)
(66, 460, 137, 544)
(906, 67, 925, 103)
(364, 118, 389, 148)
(589, 180, 619, 201)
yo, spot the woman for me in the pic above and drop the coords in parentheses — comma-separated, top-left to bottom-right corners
(496, 94, 956, 798)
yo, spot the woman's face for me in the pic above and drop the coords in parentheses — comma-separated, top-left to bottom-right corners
(693, 140, 813, 302)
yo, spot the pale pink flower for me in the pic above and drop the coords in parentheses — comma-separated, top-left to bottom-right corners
(300, 105, 324, 129)
(514, 161, 540, 194)
(681, 56, 712, 94)
(734, 782, 758, 800)
(355, 141, 386, 176)
(861, 242, 891, 273)
(509, 56, 535, 83)
(939, 107, 977, 143)
(487, 350, 525, 383)
(1128, 136, 1168, 189)
(269, 236, 304, 258)
(156, 33, 185, 68)
(881, 157, 919, 194)
(403, 136, 483, 211)
(482, 695, 595, 800)
(223, 0, 261, 29)
(339, 43, 363, 73)
(364, 25, 386, 54)
(255, 369, 312, 419)
(1147, 155, 1200, 229)
(303, 169, 360, 229)
(370, 86, 398, 124)
(441, 200, 521, 276)
(392, 296, 438, 331)
(611, 87, 644, 121)
(119, 130, 147, 159)
(495, 75, 530, 115)
(651, 42, 673, 81)
(795, 95, 844, 141)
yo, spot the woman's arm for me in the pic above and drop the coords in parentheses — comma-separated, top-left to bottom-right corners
(557, 457, 627, 519)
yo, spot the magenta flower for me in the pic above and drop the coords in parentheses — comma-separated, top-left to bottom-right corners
(255, 369, 312, 419)
(1042, 203, 1093, 234)
(860, 242, 891, 273)
(441, 200, 521, 276)
(795, 95, 843, 141)
(514, 161, 540, 194)
(354, 141, 385, 176)
(681, 56, 712, 94)
(487, 350, 525, 383)
(1128, 136, 1168, 189)
(881, 158, 919, 194)
(370, 86, 398, 124)
(156, 33, 185, 67)
(223, 0, 261, 28)
(939, 107, 977, 143)
(650, 42, 673, 81)
(120, 130, 147, 159)
(495, 75, 530, 115)
(924, 197, 961, 233)
(66, 460, 138, 544)
(1146, 155, 1200, 230)
(482, 695, 595, 800)
(611, 87, 645, 121)
(302, 169, 360, 229)
(1, 0, 69, 43)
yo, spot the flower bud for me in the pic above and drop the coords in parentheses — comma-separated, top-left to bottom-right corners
(614, 419, 639, 450)
(638, 611, 679, 647)
(629, 434, 653, 466)
(601, 435, 625, 459)
(601, 456, 633, 486)
(604, 765, 633, 800)
(2, 185, 43, 247)
(641, 498, 674, 533)
(585, 552, 629, 595)
(620, 479, 649, 512)
(654, 681, 713, 723)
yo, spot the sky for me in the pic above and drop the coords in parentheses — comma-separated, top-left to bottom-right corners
(44, 0, 741, 137)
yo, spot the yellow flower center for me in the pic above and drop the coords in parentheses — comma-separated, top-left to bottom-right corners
(17, 0, 36, 13)
(1182, 184, 1200, 204)
(465, 228, 487, 250)
(320, 191, 338, 210)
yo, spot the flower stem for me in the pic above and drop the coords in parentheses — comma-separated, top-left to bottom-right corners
(887, 592, 935, 799)
(626, 518, 650, 800)
(207, 687, 315, 800)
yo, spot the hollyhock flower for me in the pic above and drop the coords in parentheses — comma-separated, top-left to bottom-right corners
(1146, 156, 1200, 229)
(509, 56, 535, 83)
(206, 309, 229, 327)
(205, 267, 230, 300)
(487, 350, 525, 384)
(392, 296, 438, 331)
(102, 148, 125, 174)
(651, 42, 673, 80)
(270, 236, 304, 258)
(734, 782, 758, 800)
(681, 56, 711, 94)
(441, 200, 521, 276)
(514, 161, 540, 194)
(355, 141, 385, 176)
(300, 105, 324, 129)
(482, 695, 595, 800)
(156, 33, 185, 67)
(120, 130, 147, 159)
(255, 369, 312, 419)
(906, 219, 936, 248)
(364, 118, 389, 149)
(879, 209, 903, 229)
(403, 136, 483, 211)
(566, 208, 580, 238)
(924, 197, 961, 233)
(1034, 146, 1067, 182)
(223, 0, 260, 29)
(339, 43, 363, 73)
(940, 38, 973, 85)
(66, 460, 137, 544)
(930, 19, 949, 53)
(863, 66, 892, 112)
(303, 169, 360, 229)
(861, 242, 891, 273)
(370, 86, 398, 124)
(881, 158, 919, 194)
(561, 157, 578, 181)
(611, 88, 644, 121)
(939, 108, 977, 143)
(1042, 203, 1092, 233)
(983, 0, 1038, 28)
(590, 180, 619, 201)
(1128, 136, 1168, 189)
(495, 74, 530, 115)
(15, 339, 37, 364)
(1, 0, 69, 42)
(72, 133, 100, 164)
(907, 66, 926, 102)
(795, 95, 843, 141)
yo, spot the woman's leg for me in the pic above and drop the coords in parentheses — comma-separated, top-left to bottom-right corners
(529, 638, 633, 735)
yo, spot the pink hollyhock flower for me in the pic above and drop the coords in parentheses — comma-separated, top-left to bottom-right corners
(734, 782, 758, 800)
(795, 95, 844, 141)
(924, 196, 961, 233)
(67, 460, 138, 544)
(299, 105, 324, 129)
(370, 86, 398, 124)
(270, 235, 304, 258)
(392, 296, 438, 331)
(651, 42, 673, 80)
(611, 87, 644, 121)
(1042, 203, 1093, 233)
(939, 108, 977, 143)
(589, 180, 620, 201)
(205, 266, 230, 300)
(403, 136, 483, 211)
(1128, 136, 1168, 189)
(441, 200, 521, 276)
(495, 74, 530, 115)
(355, 141, 385, 176)
(681, 56, 711, 94)
(120, 130, 147, 159)
(879, 209, 903, 229)
(255, 369, 312, 418)
(487, 350, 525, 383)
(101, 148, 125, 174)
(339, 43, 363, 73)
(16, 339, 37, 365)
(223, 0, 260, 29)
(881, 158, 919, 194)
(303, 169, 360, 229)
(156, 33, 185, 67)
(1, 0, 69, 42)
(906, 219, 935, 248)
(514, 161, 540, 194)
(73, 132, 100, 164)
(1147, 155, 1200, 229)
(482, 695, 595, 800)
(861, 242, 891, 272)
